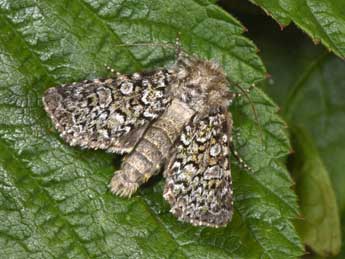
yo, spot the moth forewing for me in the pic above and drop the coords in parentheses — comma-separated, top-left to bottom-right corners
(42, 70, 173, 153)
(163, 107, 233, 227)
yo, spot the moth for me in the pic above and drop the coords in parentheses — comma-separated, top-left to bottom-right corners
(43, 42, 251, 228)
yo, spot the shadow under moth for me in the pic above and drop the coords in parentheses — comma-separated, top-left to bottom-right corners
(43, 41, 254, 228)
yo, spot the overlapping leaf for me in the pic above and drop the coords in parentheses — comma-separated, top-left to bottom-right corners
(250, 0, 345, 58)
(0, 0, 302, 258)
(291, 127, 341, 257)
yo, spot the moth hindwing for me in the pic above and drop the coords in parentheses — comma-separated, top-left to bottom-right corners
(43, 51, 235, 227)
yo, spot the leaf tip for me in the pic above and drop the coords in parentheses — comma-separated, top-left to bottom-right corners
(279, 23, 286, 31)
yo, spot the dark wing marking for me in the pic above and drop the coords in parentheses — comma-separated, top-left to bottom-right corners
(43, 70, 173, 153)
(163, 107, 233, 227)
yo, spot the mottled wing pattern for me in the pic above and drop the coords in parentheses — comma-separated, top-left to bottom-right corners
(163, 108, 233, 227)
(43, 70, 173, 153)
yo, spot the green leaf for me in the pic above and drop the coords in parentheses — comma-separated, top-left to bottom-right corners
(249, 0, 345, 59)
(284, 50, 345, 259)
(259, 27, 345, 216)
(0, 0, 302, 258)
(244, 13, 343, 257)
(290, 126, 341, 256)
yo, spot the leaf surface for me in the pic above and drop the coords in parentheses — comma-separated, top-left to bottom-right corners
(0, 1, 302, 258)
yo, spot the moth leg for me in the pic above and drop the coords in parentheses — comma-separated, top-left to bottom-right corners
(231, 149, 253, 172)
(175, 33, 182, 60)
(104, 64, 119, 76)
(230, 140, 253, 172)
(232, 83, 256, 99)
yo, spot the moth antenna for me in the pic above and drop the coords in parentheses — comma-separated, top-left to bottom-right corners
(113, 42, 176, 50)
(113, 35, 191, 62)
(233, 83, 264, 145)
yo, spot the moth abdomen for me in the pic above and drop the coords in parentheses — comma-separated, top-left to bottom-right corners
(142, 127, 172, 157)
(110, 99, 195, 197)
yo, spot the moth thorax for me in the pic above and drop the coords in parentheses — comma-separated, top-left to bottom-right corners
(183, 79, 230, 111)
(207, 87, 233, 107)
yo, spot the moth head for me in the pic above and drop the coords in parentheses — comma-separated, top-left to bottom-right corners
(173, 57, 233, 111)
